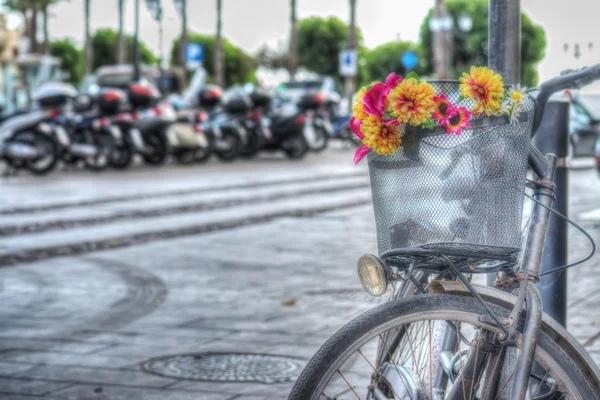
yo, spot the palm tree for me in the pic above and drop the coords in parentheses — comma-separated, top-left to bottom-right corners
(84, 0, 92, 73)
(345, 0, 357, 103)
(38, 0, 60, 54)
(288, 0, 298, 78)
(214, 0, 224, 87)
(117, 0, 125, 64)
(179, 0, 187, 67)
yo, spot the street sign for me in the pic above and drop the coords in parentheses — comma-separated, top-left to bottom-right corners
(185, 43, 204, 68)
(402, 51, 418, 71)
(339, 49, 357, 77)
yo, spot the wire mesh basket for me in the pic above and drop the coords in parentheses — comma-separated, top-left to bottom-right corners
(368, 80, 535, 271)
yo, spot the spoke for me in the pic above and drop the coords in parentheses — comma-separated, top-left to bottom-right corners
(320, 392, 333, 400)
(469, 337, 481, 400)
(482, 345, 505, 400)
(357, 348, 403, 400)
(406, 324, 428, 398)
(531, 371, 550, 399)
(337, 369, 361, 400)
(378, 334, 415, 400)
(494, 370, 516, 400)
(456, 321, 467, 399)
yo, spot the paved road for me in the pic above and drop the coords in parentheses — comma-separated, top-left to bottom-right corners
(0, 147, 599, 399)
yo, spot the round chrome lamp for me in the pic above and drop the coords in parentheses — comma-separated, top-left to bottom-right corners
(357, 254, 390, 297)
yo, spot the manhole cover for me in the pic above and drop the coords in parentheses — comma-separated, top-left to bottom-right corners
(142, 353, 305, 384)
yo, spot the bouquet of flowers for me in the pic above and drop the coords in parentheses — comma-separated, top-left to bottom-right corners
(351, 66, 528, 164)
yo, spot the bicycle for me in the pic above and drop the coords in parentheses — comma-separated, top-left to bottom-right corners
(289, 65, 600, 400)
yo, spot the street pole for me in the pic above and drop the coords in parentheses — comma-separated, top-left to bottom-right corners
(346, 0, 357, 111)
(487, 0, 521, 287)
(133, 0, 141, 82)
(533, 99, 570, 326)
(488, 0, 521, 85)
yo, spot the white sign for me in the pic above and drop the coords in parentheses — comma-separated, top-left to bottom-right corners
(339, 49, 357, 77)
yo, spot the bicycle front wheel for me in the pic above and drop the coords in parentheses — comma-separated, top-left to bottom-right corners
(289, 294, 600, 400)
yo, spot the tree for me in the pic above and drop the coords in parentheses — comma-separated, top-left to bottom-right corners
(297, 16, 368, 85)
(365, 41, 426, 82)
(117, 0, 125, 64)
(92, 28, 156, 71)
(288, 0, 298, 76)
(50, 39, 83, 83)
(214, 0, 224, 86)
(418, 0, 546, 87)
(3, 0, 61, 53)
(170, 33, 256, 86)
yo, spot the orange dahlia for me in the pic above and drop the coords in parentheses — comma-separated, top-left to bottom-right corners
(360, 115, 402, 156)
(352, 86, 368, 121)
(459, 66, 505, 115)
(386, 78, 436, 126)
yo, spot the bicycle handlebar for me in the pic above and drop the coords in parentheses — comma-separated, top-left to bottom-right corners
(532, 64, 600, 136)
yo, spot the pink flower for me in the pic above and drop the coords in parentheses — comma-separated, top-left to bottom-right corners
(432, 94, 453, 126)
(362, 83, 387, 118)
(385, 72, 403, 91)
(349, 117, 363, 140)
(353, 145, 370, 164)
(445, 106, 472, 135)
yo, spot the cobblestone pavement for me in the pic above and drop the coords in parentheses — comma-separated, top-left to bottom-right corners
(0, 147, 599, 399)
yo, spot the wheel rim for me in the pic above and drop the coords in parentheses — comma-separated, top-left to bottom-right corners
(307, 307, 581, 400)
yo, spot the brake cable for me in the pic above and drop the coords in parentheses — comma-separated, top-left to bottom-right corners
(522, 182, 596, 276)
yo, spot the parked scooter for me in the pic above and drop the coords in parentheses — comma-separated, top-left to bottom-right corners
(297, 92, 332, 152)
(262, 101, 310, 159)
(0, 109, 60, 175)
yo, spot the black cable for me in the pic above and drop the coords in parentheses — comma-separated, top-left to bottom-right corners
(523, 191, 596, 276)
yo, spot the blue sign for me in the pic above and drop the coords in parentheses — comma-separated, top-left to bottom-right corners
(185, 43, 204, 65)
(339, 49, 357, 77)
(402, 51, 418, 71)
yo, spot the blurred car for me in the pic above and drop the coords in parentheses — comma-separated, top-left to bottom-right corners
(274, 77, 341, 115)
(569, 93, 599, 158)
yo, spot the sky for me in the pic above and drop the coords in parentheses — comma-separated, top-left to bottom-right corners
(3, 0, 600, 91)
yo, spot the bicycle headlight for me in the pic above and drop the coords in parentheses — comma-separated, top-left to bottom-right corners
(357, 254, 390, 297)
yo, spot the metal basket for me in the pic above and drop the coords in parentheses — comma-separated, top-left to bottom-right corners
(368, 80, 535, 271)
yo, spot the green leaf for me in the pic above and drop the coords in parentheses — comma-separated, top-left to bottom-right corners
(383, 110, 395, 121)
(456, 95, 465, 104)
(405, 71, 420, 82)
(423, 118, 436, 130)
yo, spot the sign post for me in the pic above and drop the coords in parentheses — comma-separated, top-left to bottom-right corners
(185, 43, 204, 70)
(340, 49, 357, 113)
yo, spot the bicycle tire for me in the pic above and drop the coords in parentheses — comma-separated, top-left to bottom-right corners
(289, 294, 600, 400)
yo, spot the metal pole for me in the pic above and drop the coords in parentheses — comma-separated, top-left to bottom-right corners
(133, 0, 141, 82)
(487, 0, 521, 287)
(488, 0, 521, 85)
(533, 99, 570, 326)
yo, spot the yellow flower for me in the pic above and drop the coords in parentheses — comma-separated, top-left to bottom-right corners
(459, 66, 505, 115)
(386, 78, 436, 126)
(360, 115, 402, 156)
(352, 86, 368, 120)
